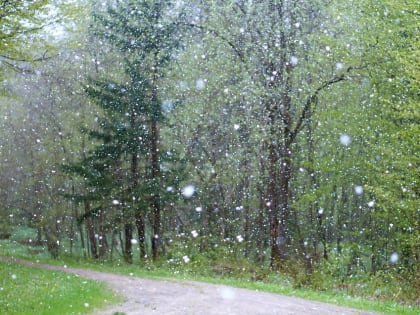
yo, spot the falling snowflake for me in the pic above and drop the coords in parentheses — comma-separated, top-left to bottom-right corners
(219, 287, 235, 300)
(354, 185, 363, 195)
(195, 79, 205, 90)
(340, 134, 351, 146)
(390, 252, 398, 264)
(181, 185, 195, 198)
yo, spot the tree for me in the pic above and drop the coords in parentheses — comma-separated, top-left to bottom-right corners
(169, 0, 368, 270)
(66, 0, 184, 263)
(0, 0, 54, 82)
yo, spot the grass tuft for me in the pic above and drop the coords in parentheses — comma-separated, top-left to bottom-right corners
(0, 260, 120, 315)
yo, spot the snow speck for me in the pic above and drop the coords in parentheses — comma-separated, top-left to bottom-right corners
(233, 124, 240, 130)
(191, 230, 199, 238)
(236, 235, 244, 242)
(318, 208, 324, 215)
(84, 302, 90, 308)
(166, 186, 174, 192)
(336, 62, 344, 70)
(181, 185, 195, 198)
(354, 185, 363, 195)
(368, 201, 375, 207)
(161, 99, 174, 112)
(195, 206, 202, 212)
(390, 252, 399, 264)
(131, 239, 138, 245)
(219, 287, 235, 300)
(195, 78, 205, 90)
(339, 134, 351, 146)
(11, 274, 17, 280)
(182, 255, 190, 263)
(112, 199, 120, 205)
(290, 56, 299, 66)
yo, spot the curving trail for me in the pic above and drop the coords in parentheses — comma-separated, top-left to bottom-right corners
(1, 256, 383, 315)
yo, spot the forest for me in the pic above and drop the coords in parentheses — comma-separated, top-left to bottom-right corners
(0, 0, 419, 307)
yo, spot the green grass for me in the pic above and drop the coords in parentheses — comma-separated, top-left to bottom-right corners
(1, 239, 419, 315)
(0, 261, 120, 315)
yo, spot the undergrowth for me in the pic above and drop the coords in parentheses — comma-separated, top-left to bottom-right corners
(1, 237, 419, 315)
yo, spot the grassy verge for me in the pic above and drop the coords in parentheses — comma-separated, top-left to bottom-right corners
(0, 261, 120, 315)
(1, 239, 418, 315)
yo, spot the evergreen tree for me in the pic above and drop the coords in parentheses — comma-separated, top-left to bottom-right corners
(64, 0, 184, 263)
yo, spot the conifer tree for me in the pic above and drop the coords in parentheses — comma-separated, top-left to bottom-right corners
(65, 0, 183, 262)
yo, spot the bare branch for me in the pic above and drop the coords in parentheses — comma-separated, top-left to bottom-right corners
(287, 65, 366, 146)
(182, 22, 245, 62)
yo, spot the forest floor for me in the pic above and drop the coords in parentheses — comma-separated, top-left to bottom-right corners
(1, 256, 383, 315)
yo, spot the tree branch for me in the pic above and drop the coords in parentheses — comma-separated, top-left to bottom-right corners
(0, 51, 55, 63)
(287, 65, 364, 146)
(182, 22, 245, 62)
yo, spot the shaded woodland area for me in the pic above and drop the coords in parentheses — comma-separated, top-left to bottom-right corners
(0, 0, 419, 302)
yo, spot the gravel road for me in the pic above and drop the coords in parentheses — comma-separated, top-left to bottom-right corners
(1, 256, 383, 315)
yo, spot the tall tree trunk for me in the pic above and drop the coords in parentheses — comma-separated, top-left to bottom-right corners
(268, 140, 292, 270)
(151, 119, 161, 261)
(98, 209, 107, 258)
(135, 212, 146, 259)
(84, 200, 98, 259)
(130, 112, 146, 261)
(124, 222, 133, 263)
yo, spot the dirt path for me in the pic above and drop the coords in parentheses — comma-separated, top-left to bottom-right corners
(1, 256, 383, 315)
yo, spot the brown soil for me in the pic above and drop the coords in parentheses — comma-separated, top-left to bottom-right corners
(0, 256, 383, 315)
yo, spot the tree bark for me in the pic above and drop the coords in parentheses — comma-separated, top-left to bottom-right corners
(84, 200, 98, 259)
(151, 118, 161, 261)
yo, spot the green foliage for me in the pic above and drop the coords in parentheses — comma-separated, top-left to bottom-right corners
(0, 0, 419, 311)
